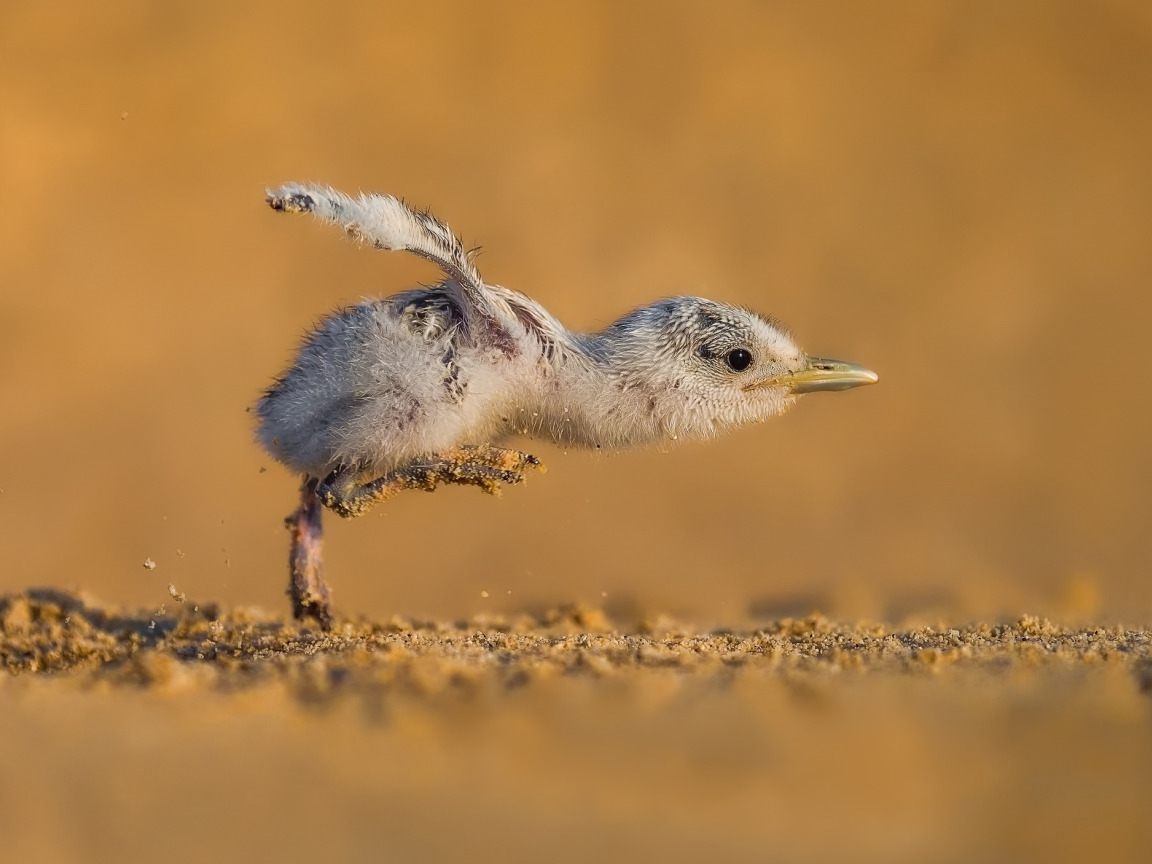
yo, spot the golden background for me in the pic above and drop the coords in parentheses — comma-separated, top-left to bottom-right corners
(3, 0, 1151, 623)
(2, 1, 1151, 861)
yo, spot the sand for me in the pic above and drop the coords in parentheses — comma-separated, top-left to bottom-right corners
(3, 589, 1149, 690)
(3, 589, 1151, 863)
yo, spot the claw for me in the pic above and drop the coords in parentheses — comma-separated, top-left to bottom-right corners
(314, 447, 542, 518)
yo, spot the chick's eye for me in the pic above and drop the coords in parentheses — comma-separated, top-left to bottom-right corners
(725, 348, 753, 372)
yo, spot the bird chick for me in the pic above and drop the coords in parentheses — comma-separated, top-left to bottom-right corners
(258, 183, 877, 627)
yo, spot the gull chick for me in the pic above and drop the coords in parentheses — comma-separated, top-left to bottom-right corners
(258, 183, 877, 627)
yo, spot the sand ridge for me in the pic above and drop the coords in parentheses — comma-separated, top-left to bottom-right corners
(3, 589, 1148, 701)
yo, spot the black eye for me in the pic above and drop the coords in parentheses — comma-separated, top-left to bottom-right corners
(725, 348, 753, 371)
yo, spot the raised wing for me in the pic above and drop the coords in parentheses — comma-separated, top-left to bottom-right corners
(267, 182, 568, 360)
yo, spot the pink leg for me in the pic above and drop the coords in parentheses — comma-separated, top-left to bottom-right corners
(285, 476, 332, 629)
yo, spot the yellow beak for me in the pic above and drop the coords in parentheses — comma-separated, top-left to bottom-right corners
(747, 356, 879, 394)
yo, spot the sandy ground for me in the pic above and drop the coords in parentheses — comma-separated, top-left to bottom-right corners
(3, 589, 1152, 862)
(4, 1, 1152, 860)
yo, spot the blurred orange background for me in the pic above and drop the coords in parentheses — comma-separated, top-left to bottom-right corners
(4, 3, 1152, 863)
(2, 0, 1151, 625)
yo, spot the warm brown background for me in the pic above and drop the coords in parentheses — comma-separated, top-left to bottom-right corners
(2, 0, 1151, 625)
(2, 2, 1152, 861)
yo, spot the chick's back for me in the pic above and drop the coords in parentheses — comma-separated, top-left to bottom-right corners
(256, 289, 515, 477)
